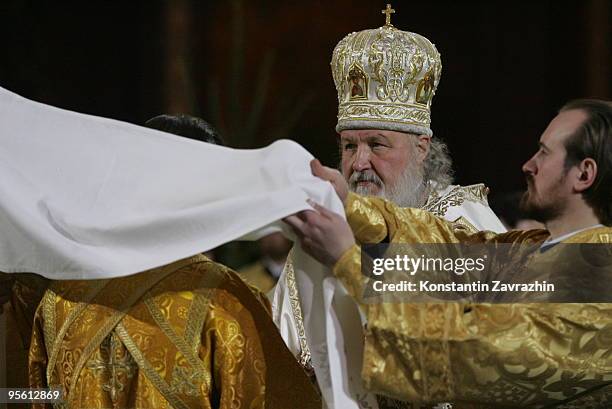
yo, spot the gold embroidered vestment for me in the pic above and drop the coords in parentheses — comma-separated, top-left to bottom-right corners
(332, 193, 612, 408)
(28, 255, 320, 409)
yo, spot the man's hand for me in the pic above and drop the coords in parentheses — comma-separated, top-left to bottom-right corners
(284, 200, 355, 267)
(311, 159, 349, 204)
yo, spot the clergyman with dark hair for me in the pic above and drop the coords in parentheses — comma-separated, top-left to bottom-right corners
(145, 114, 226, 146)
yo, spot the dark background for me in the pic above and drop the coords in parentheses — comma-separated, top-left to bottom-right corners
(1, 0, 610, 194)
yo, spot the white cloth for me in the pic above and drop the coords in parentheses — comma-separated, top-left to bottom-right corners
(0, 86, 333, 278)
(0, 85, 364, 409)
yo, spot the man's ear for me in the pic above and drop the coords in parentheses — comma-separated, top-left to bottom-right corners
(574, 158, 598, 193)
(414, 134, 431, 163)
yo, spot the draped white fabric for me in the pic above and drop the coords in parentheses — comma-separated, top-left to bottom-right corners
(0, 86, 333, 278)
(0, 86, 370, 408)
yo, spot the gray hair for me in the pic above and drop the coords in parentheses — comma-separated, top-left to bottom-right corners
(424, 138, 454, 189)
(338, 133, 454, 205)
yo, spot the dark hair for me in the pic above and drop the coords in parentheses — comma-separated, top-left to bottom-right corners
(145, 114, 226, 146)
(560, 99, 612, 225)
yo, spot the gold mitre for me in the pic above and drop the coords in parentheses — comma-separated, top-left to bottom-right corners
(331, 4, 442, 136)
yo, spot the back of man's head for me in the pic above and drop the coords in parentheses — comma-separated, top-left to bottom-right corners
(145, 114, 226, 146)
(560, 99, 612, 225)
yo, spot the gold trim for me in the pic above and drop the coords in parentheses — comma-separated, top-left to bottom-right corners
(185, 289, 212, 355)
(68, 307, 133, 398)
(42, 289, 57, 363)
(461, 183, 490, 205)
(115, 322, 191, 409)
(284, 251, 314, 373)
(45, 280, 108, 386)
(144, 294, 212, 391)
(339, 105, 430, 121)
(338, 117, 431, 127)
(184, 272, 216, 357)
(340, 100, 429, 108)
(66, 269, 177, 401)
(423, 184, 490, 218)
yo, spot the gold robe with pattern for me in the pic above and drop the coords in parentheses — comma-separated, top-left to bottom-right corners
(333, 192, 612, 408)
(28, 254, 320, 409)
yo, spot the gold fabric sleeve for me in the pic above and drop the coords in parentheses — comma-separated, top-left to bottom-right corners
(336, 194, 612, 407)
(333, 244, 364, 304)
(345, 191, 466, 243)
(345, 192, 546, 245)
(344, 192, 390, 244)
(361, 300, 612, 407)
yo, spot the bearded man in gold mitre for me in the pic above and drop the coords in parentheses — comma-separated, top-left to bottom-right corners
(272, 5, 505, 405)
(329, 6, 505, 233)
(27, 115, 321, 409)
(286, 100, 612, 407)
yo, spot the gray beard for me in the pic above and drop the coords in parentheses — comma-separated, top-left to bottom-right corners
(349, 164, 427, 208)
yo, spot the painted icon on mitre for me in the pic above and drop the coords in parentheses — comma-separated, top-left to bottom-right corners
(348, 65, 367, 100)
(416, 68, 436, 105)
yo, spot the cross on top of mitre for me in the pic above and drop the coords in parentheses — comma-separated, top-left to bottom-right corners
(382, 4, 395, 27)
